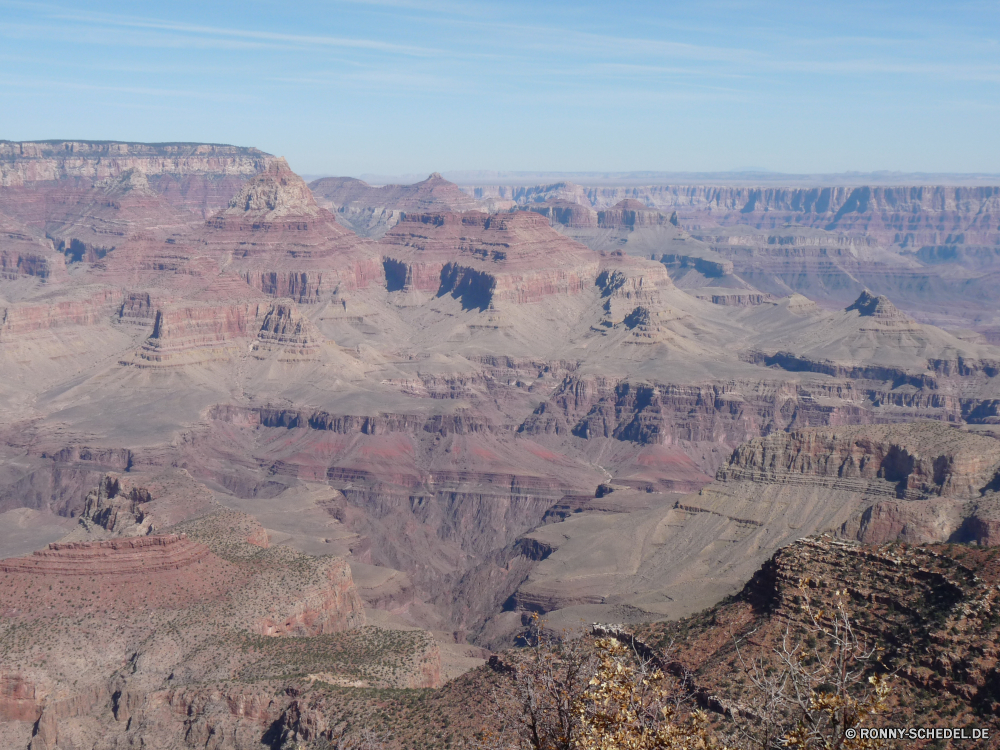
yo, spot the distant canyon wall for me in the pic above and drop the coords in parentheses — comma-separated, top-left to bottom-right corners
(0, 141, 272, 186)
(466, 184, 1000, 246)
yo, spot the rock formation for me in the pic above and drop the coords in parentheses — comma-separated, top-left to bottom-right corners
(0, 493, 392, 749)
(465, 180, 1000, 334)
(486, 421, 1000, 640)
(379, 210, 599, 309)
(310, 172, 484, 237)
(0, 140, 271, 217)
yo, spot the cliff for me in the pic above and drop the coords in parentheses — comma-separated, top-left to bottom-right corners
(124, 300, 265, 367)
(0, 141, 273, 221)
(635, 536, 1000, 734)
(493, 421, 1000, 635)
(310, 172, 483, 238)
(718, 421, 1000, 500)
(0, 287, 123, 341)
(379, 210, 600, 308)
(0, 141, 271, 186)
(467, 183, 1000, 246)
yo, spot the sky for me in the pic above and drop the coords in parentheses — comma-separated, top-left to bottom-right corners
(1, 0, 999, 177)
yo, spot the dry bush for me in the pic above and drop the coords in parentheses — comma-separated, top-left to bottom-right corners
(729, 585, 893, 750)
(576, 637, 725, 750)
(478, 616, 599, 750)
(478, 616, 723, 750)
(479, 589, 893, 750)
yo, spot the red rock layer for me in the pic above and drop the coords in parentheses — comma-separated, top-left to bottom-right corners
(103, 158, 386, 300)
(125, 300, 264, 367)
(0, 288, 122, 340)
(0, 534, 209, 575)
(379, 210, 600, 306)
(254, 558, 364, 637)
(718, 422, 1000, 500)
(0, 533, 246, 615)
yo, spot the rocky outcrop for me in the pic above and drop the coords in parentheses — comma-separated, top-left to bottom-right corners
(659, 253, 734, 277)
(525, 200, 598, 228)
(252, 300, 323, 360)
(692, 289, 774, 306)
(310, 172, 483, 238)
(80, 473, 154, 535)
(845, 288, 912, 322)
(124, 300, 263, 366)
(593, 258, 680, 343)
(379, 211, 599, 308)
(0, 141, 271, 186)
(718, 421, 1000, 500)
(625, 535, 1000, 734)
(215, 157, 320, 224)
(253, 556, 366, 637)
(597, 199, 676, 229)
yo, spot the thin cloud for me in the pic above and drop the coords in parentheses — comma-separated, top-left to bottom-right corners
(50, 10, 444, 57)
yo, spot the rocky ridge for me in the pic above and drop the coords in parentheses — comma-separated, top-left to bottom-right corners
(310, 172, 485, 238)
(0, 467, 471, 750)
(464, 180, 1000, 332)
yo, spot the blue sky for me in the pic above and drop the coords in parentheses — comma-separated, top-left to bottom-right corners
(1, 0, 999, 176)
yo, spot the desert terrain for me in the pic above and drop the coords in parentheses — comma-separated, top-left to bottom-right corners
(3, 141, 1000, 747)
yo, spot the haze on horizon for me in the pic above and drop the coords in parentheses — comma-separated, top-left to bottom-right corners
(1, 0, 998, 178)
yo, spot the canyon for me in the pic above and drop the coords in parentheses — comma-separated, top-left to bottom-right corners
(2, 141, 1000, 747)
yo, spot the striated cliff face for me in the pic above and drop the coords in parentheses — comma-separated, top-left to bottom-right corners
(217, 158, 322, 223)
(708, 421, 1000, 548)
(253, 300, 324, 360)
(596, 199, 677, 229)
(0, 141, 271, 186)
(718, 422, 1000, 500)
(0, 287, 123, 340)
(379, 210, 599, 308)
(124, 300, 265, 367)
(252, 556, 366, 637)
(468, 182, 1000, 244)
(79, 473, 154, 535)
(0, 142, 273, 224)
